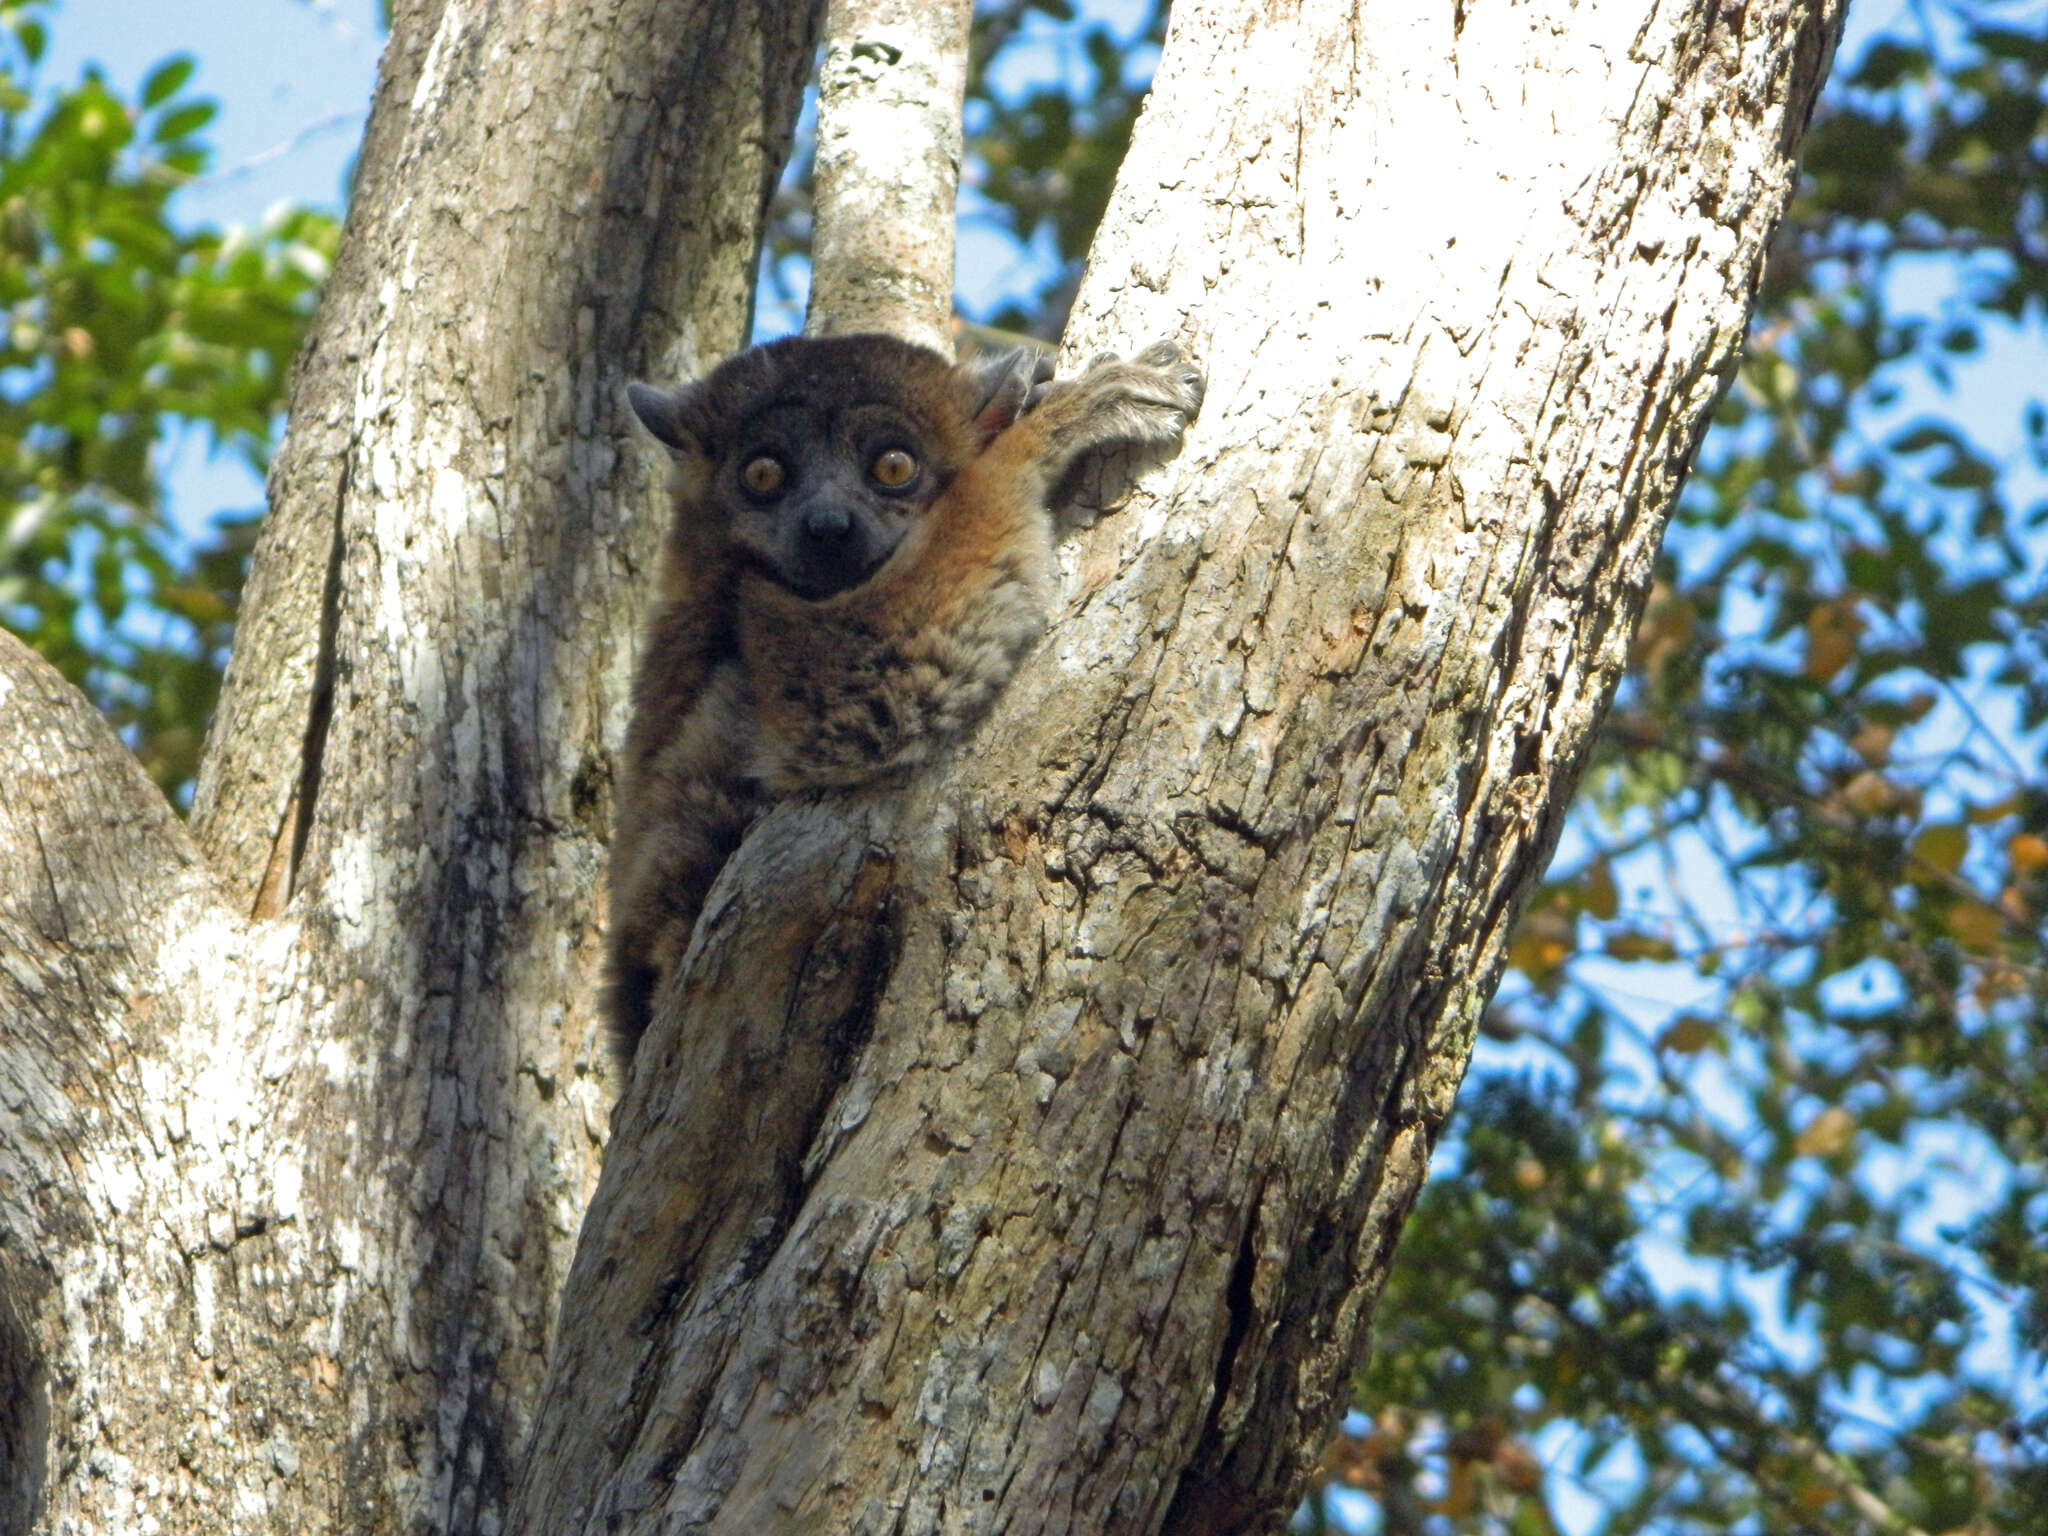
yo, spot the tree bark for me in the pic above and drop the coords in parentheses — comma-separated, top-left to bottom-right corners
(0, 1, 819, 1532)
(516, 1, 1844, 1533)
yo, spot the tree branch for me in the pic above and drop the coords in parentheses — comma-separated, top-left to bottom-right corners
(0, 630, 227, 1534)
(808, 0, 976, 347)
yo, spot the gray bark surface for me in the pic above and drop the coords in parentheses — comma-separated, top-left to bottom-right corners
(0, 1, 819, 1530)
(521, 1, 1844, 1532)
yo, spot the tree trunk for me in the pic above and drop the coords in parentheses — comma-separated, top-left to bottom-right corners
(0, 1, 819, 1531)
(515, 1, 1843, 1533)
(0, 3, 1844, 1536)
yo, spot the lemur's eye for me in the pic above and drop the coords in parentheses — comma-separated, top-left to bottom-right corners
(869, 448, 918, 489)
(740, 455, 786, 498)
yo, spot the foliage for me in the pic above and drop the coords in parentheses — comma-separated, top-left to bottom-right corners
(0, 0, 335, 796)
(962, 0, 1163, 337)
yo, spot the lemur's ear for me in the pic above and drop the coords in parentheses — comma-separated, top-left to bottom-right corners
(953, 346, 1056, 444)
(627, 381, 706, 453)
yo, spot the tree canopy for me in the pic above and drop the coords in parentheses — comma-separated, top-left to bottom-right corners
(5, 0, 2042, 1531)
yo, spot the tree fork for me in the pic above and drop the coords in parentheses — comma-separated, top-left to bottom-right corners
(520, 0, 1845, 1532)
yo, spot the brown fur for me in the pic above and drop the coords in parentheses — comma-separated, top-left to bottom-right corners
(605, 334, 1203, 1066)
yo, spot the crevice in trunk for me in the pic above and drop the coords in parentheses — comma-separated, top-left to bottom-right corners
(1157, 1207, 1270, 1536)
(251, 459, 348, 920)
(0, 1279, 50, 1536)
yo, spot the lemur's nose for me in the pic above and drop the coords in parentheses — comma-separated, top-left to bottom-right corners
(802, 504, 852, 540)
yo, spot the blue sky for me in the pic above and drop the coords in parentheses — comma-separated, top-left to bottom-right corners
(48, 0, 377, 220)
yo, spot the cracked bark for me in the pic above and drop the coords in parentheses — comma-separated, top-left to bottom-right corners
(0, 1, 1842, 1534)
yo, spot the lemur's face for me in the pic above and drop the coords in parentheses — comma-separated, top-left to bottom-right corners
(630, 335, 986, 601)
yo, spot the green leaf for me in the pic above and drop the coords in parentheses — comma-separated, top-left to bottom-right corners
(149, 100, 216, 144)
(1852, 40, 1927, 89)
(1604, 931, 1678, 963)
(139, 55, 195, 109)
(1910, 823, 1968, 876)
(13, 14, 46, 64)
(1929, 454, 1995, 490)
(1889, 422, 1957, 455)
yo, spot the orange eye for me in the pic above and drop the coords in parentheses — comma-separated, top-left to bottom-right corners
(740, 456, 785, 497)
(870, 448, 917, 488)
